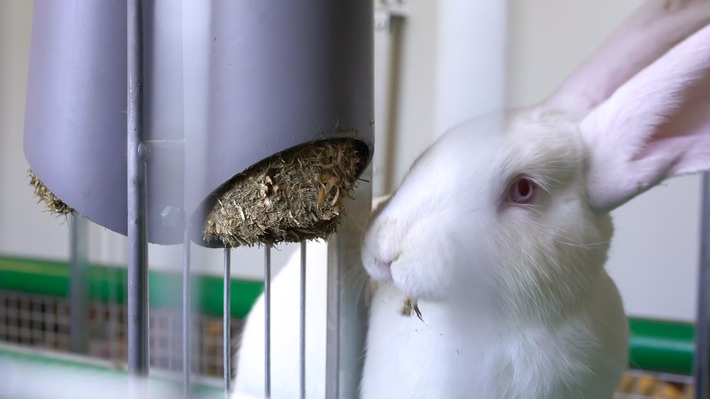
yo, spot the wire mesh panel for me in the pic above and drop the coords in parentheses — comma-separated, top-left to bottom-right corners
(0, 290, 244, 379)
(0, 292, 71, 351)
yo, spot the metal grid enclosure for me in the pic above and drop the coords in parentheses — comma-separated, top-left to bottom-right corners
(0, 290, 242, 379)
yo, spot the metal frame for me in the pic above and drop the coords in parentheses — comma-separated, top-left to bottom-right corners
(126, 0, 150, 379)
(69, 213, 89, 354)
(326, 167, 373, 399)
(695, 173, 710, 399)
(183, 230, 192, 397)
(263, 246, 272, 398)
(300, 241, 307, 399)
(223, 248, 232, 399)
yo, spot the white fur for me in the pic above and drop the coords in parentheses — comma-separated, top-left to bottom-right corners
(234, 1, 710, 398)
(360, 112, 628, 399)
(582, 24, 710, 211)
(360, 2, 710, 396)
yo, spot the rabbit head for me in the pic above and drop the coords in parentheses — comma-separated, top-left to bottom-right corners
(362, 109, 613, 317)
(362, 0, 710, 320)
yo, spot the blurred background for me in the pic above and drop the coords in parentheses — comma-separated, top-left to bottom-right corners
(0, 0, 701, 397)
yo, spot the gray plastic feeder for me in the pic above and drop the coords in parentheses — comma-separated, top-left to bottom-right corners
(24, 0, 187, 245)
(24, 0, 373, 246)
(186, 0, 374, 246)
(24, 0, 130, 238)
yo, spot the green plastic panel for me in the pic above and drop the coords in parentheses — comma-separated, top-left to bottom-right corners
(0, 256, 263, 318)
(0, 256, 700, 375)
(628, 317, 695, 375)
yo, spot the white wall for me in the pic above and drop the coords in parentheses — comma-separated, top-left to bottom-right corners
(0, 0, 703, 321)
(377, 0, 507, 193)
(0, 1, 70, 260)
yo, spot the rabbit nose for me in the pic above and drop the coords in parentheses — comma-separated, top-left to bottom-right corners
(375, 257, 392, 270)
(375, 251, 401, 276)
(368, 256, 394, 281)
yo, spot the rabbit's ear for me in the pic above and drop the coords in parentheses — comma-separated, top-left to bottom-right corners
(545, 0, 710, 116)
(580, 24, 710, 212)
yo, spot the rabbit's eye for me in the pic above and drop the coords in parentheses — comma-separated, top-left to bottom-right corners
(509, 177, 535, 204)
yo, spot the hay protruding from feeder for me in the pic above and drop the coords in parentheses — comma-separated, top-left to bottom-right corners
(29, 169, 74, 215)
(401, 296, 423, 321)
(203, 139, 364, 247)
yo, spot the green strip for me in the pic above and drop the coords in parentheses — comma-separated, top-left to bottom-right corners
(628, 317, 694, 375)
(0, 256, 263, 318)
(0, 256, 700, 375)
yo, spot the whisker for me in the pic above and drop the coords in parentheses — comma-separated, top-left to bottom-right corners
(557, 240, 609, 248)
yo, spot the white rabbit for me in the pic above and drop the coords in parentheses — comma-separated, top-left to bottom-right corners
(360, 1, 710, 398)
(233, 1, 710, 398)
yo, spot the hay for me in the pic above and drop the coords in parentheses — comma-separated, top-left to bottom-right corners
(401, 296, 423, 320)
(29, 169, 74, 215)
(203, 139, 365, 247)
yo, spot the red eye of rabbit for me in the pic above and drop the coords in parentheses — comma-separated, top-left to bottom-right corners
(509, 177, 536, 204)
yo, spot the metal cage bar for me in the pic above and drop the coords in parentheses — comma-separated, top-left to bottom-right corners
(126, 0, 149, 377)
(264, 246, 272, 398)
(300, 241, 307, 399)
(183, 229, 192, 397)
(224, 248, 232, 398)
(69, 213, 89, 354)
(326, 166, 372, 399)
(695, 172, 710, 399)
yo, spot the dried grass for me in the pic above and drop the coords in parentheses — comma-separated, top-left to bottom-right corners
(28, 139, 365, 247)
(202, 139, 364, 247)
(29, 169, 74, 215)
(401, 296, 423, 320)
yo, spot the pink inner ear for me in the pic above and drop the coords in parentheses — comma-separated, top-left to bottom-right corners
(633, 71, 710, 175)
(580, 22, 710, 213)
(653, 71, 710, 139)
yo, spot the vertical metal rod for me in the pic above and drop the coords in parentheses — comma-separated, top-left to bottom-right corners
(325, 243, 341, 399)
(264, 246, 272, 399)
(695, 172, 710, 399)
(169, 315, 176, 370)
(299, 241, 307, 399)
(183, 229, 192, 397)
(69, 213, 89, 354)
(109, 266, 120, 361)
(127, 0, 149, 377)
(223, 248, 232, 398)
(380, 15, 406, 196)
(326, 166, 372, 399)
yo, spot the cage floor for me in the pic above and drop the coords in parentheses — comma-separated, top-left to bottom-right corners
(0, 343, 222, 399)
(0, 345, 697, 399)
